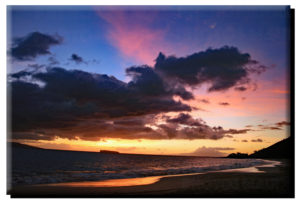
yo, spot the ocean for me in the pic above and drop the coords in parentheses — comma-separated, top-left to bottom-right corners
(9, 146, 267, 186)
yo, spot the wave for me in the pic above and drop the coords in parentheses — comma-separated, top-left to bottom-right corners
(12, 158, 268, 186)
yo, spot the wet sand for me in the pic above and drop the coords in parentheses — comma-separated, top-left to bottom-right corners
(8, 159, 293, 197)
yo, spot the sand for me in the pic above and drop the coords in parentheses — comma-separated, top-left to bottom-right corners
(8, 159, 293, 198)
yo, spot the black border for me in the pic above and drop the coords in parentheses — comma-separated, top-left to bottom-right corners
(289, 7, 295, 198)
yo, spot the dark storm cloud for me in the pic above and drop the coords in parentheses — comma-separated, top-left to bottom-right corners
(251, 138, 263, 142)
(10, 32, 63, 61)
(154, 46, 267, 92)
(10, 71, 32, 79)
(11, 132, 55, 141)
(113, 119, 145, 126)
(126, 66, 194, 100)
(60, 119, 166, 141)
(219, 102, 230, 106)
(8, 45, 268, 141)
(8, 67, 191, 140)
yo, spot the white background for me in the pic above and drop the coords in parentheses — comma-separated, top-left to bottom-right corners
(0, 0, 298, 201)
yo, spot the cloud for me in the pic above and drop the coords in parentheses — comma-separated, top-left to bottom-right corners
(161, 113, 252, 140)
(154, 46, 267, 92)
(251, 138, 263, 142)
(8, 66, 254, 141)
(234, 86, 247, 91)
(166, 113, 205, 126)
(199, 99, 210, 104)
(97, 10, 169, 65)
(219, 102, 230, 106)
(184, 146, 235, 157)
(10, 71, 32, 79)
(257, 121, 290, 132)
(28, 63, 46, 70)
(225, 129, 252, 134)
(10, 32, 63, 61)
(70, 53, 87, 64)
(126, 66, 194, 100)
(113, 117, 145, 126)
(275, 121, 290, 127)
(8, 43, 268, 141)
(242, 140, 248, 142)
(11, 132, 55, 141)
(8, 67, 192, 140)
(48, 56, 60, 66)
(262, 126, 282, 130)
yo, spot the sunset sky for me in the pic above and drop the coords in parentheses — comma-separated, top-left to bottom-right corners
(7, 6, 291, 156)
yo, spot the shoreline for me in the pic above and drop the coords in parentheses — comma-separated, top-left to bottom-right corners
(8, 159, 293, 197)
(11, 158, 275, 188)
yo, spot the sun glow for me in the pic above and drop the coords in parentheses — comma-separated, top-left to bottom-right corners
(16, 131, 286, 157)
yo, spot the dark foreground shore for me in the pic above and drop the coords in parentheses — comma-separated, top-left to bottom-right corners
(8, 159, 293, 198)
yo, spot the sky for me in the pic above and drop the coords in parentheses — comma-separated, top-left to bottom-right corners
(7, 6, 291, 156)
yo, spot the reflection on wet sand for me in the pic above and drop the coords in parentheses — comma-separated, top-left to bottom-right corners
(36, 160, 280, 188)
(44, 176, 161, 187)
(217, 160, 281, 173)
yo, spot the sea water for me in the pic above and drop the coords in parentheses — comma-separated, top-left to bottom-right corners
(10, 146, 266, 186)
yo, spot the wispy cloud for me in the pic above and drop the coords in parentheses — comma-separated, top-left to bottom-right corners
(96, 10, 170, 65)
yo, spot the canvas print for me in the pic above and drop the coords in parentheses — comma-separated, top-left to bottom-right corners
(6, 6, 294, 197)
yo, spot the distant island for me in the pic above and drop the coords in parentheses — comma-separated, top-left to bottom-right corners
(9, 142, 122, 154)
(227, 137, 292, 159)
(99, 150, 120, 154)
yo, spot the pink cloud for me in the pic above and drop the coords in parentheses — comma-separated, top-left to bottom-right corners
(96, 10, 173, 65)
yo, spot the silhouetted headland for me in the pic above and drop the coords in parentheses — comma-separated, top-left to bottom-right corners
(9, 142, 44, 150)
(227, 137, 292, 159)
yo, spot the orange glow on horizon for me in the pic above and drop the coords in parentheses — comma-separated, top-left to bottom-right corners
(16, 131, 288, 157)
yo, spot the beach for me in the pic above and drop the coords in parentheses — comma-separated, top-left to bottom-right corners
(8, 159, 293, 198)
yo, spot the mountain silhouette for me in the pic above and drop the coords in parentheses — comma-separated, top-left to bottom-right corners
(249, 137, 292, 159)
(227, 137, 293, 159)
